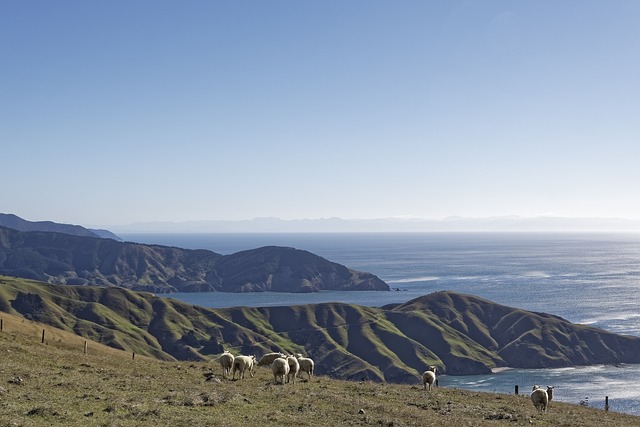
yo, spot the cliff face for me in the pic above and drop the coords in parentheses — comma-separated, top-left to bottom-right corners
(2, 277, 639, 382)
(0, 227, 388, 293)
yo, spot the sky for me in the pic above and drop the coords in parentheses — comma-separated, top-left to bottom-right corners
(2, 1, 639, 228)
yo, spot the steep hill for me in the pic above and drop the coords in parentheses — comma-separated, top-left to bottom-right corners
(0, 227, 388, 293)
(2, 276, 639, 383)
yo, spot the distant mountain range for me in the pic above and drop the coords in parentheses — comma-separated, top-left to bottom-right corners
(3, 276, 640, 380)
(7, 212, 640, 234)
(106, 215, 640, 233)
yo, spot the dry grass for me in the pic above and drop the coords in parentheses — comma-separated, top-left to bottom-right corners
(1, 312, 639, 427)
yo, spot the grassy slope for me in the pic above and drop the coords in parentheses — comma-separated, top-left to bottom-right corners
(0, 278, 454, 381)
(3, 276, 640, 384)
(1, 312, 639, 426)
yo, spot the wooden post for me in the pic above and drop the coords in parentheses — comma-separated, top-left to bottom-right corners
(514, 385, 519, 395)
(41, 329, 45, 344)
(84, 341, 88, 355)
(1, 318, 3, 332)
(605, 396, 609, 412)
(132, 352, 136, 360)
(435, 379, 439, 387)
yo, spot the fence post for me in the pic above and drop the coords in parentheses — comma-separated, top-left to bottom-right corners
(84, 341, 88, 355)
(41, 329, 45, 344)
(514, 385, 519, 395)
(605, 396, 609, 411)
(132, 352, 136, 360)
(1, 318, 3, 332)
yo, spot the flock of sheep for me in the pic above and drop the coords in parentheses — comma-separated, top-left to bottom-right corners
(219, 352, 554, 412)
(218, 350, 314, 385)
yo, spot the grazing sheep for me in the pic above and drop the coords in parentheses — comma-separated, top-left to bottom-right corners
(546, 386, 554, 406)
(286, 355, 300, 384)
(257, 352, 285, 367)
(271, 357, 290, 385)
(218, 350, 235, 379)
(295, 354, 315, 380)
(531, 385, 549, 412)
(232, 355, 256, 380)
(422, 366, 437, 391)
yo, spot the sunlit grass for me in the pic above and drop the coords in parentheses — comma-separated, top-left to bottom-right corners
(1, 310, 639, 426)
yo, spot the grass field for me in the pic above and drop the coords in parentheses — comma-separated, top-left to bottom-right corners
(1, 311, 639, 426)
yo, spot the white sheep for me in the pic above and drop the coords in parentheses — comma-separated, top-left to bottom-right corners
(257, 352, 285, 367)
(271, 357, 290, 385)
(546, 386, 554, 406)
(531, 385, 549, 412)
(286, 355, 300, 384)
(295, 354, 314, 380)
(232, 355, 256, 380)
(218, 350, 235, 379)
(422, 366, 437, 391)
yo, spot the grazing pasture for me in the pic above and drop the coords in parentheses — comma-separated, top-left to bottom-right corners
(0, 312, 638, 426)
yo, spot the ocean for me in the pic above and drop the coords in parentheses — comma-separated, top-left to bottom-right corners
(121, 232, 640, 415)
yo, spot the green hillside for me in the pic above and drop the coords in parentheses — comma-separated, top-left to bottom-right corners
(2, 310, 638, 426)
(2, 276, 640, 383)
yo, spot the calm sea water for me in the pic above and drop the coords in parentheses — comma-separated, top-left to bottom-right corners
(121, 232, 640, 415)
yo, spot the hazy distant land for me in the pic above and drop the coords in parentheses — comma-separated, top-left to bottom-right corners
(106, 216, 640, 233)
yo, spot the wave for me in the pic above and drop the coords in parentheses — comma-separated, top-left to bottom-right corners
(386, 276, 439, 284)
(521, 271, 552, 278)
(582, 313, 640, 324)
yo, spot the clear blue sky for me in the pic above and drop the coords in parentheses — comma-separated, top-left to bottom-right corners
(2, 1, 639, 227)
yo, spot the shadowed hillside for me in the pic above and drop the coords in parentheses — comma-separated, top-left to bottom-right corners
(0, 213, 102, 238)
(0, 226, 388, 293)
(2, 276, 640, 383)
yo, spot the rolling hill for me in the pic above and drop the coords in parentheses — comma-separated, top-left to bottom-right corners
(2, 276, 639, 383)
(3, 306, 638, 426)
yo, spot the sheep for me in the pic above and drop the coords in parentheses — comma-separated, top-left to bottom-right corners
(546, 386, 554, 406)
(295, 354, 315, 380)
(218, 350, 235, 379)
(531, 385, 549, 412)
(257, 352, 285, 367)
(422, 366, 437, 391)
(232, 355, 256, 380)
(286, 355, 300, 384)
(271, 357, 290, 385)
